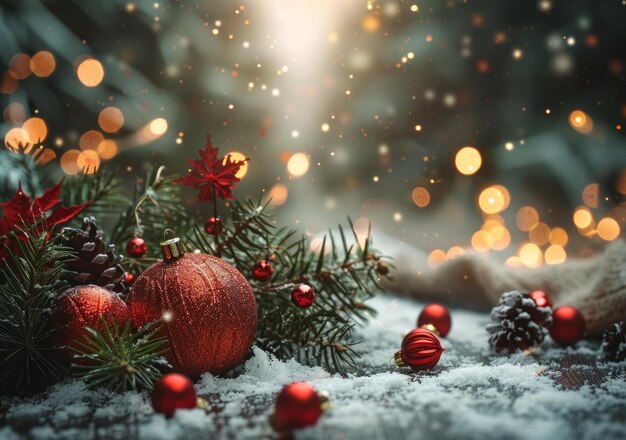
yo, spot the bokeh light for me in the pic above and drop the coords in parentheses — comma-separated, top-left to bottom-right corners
(549, 227, 569, 246)
(268, 183, 288, 206)
(516, 206, 539, 231)
(478, 185, 510, 214)
(568, 110, 593, 133)
(30, 51, 56, 77)
(411, 187, 431, 208)
(4, 127, 32, 152)
(97, 139, 118, 160)
(225, 152, 248, 179)
(455, 146, 482, 175)
(76, 58, 104, 87)
(544, 245, 566, 265)
(79, 130, 105, 151)
(597, 217, 620, 241)
(427, 249, 447, 268)
(529, 222, 550, 246)
(22, 117, 48, 143)
(77, 150, 101, 174)
(573, 207, 593, 229)
(519, 242, 543, 267)
(287, 152, 310, 177)
(471, 230, 492, 253)
(60, 149, 82, 175)
(8, 53, 31, 79)
(98, 107, 124, 133)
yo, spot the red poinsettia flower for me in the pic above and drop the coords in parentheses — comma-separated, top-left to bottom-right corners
(175, 135, 248, 202)
(0, 179, 91, 260)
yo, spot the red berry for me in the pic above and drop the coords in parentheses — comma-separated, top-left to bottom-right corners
(550, 306, 586, 346)
(204, 217, 224, 236)
(124, 272, 135, 285)
(291, 284, 315, 308)
(274, 382, 323, 430)
(126, 237, 147, 258)
(252, 260, 273, 282)
(417, 304, 452, 337)
(151, 373, 197, 417)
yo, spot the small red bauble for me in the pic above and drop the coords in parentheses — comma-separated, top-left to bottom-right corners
(274, 382, 324, 430)
(549, 306, 586, 345)
(292, 284, 315, 308)
(126, 237, 148, 258)
(529, 290, 552, 308)
(124, 272, 135, 285)
(417, 303, 452, 337)
(395, 328, 444, 371)
(52, 285, 130, 350)
(252, 260, 273, 282)
(151, 373, 197, 417)
(204, 216, 224, 236)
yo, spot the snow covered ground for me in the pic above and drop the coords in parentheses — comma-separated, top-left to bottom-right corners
(1, 295, 625, 440)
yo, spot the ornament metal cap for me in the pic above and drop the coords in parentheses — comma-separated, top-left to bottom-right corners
(160, 229, 186, 261)
(420, 323, 440, 336)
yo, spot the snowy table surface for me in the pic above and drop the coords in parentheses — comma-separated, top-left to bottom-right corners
(1, 295, 625, 440)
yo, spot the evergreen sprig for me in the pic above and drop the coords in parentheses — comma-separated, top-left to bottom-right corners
(0, 223, 73, 394)
(189, 197, 390, 372)
(71, 320, 170, 392)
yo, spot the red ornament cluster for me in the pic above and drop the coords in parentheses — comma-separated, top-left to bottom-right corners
(252, 260, 273, 282)
(151, 373, 197, 417)
(126, 237, 148, 258)
(550, 306, 586, 346)
(291, 284, 315, 308)
(396, 328, 444, 371)
(273, 382, 325, 431)
(417, 303, 452, 337)
(529, 290, 552, 308)
(204, 216, 224, 236)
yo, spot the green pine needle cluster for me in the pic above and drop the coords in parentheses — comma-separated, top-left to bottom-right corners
(0, 223, 73, 394)
(71, 320, 170, 392)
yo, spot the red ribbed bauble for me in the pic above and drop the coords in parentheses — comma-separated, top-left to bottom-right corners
(529, 290, 552, 308)
(151, 373, 197, 417)
(252, 260, 273, 282)
(52, 285, 130, 351)
(204, 216, 224, 236)
(395, 328, 444, 371)
(126, 237, 147, 258)
(291, 284, 315, 308)
(417, 303, 452, 337)
(128, 233, 257, 377)
(273, 382, 324, 431)
(549, 306, 586, 345)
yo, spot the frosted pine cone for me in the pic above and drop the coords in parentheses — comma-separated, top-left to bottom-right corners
(487, 290, 553, 353)
(601, 322, 626, 362)
(60, 217, 127, 295)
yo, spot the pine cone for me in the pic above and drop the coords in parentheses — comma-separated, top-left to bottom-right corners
(487, 290, 553, 353)
(601, 322, 626, 362)
(60, 217, 127, 295)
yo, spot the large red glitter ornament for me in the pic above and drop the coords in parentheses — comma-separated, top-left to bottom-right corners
(549, 306, 586, 345)
(204, 216, 224, 236)
(52, 285, 130, 350)
(395, 328, 444, 371)
(151, 373, 197, 417)
(252, 260, 273, 282)
(128, 232, 257, 377)
(417, 303, 452, 337)
(529, 290, 552, 308)
(273, 382, 326, 431)
(126, 237, 147, 258)
(291, 284, 315, 308)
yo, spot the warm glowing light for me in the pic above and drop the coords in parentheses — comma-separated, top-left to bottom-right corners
(287, 152, 310, 177)
(1, 72, 19, 94)
(411, 187, 431, 208)
(268, 183, 288, 206)
(545, 245, 566, 265)
(97, 139, 118, 160)
(471, 230, 492, 253)
(529, 222, 551, 246)
(321, 123, 330, 132)
(77, 150, 101, 174)
(410, 4, 419, 12)
(568, 110, 593, 133)
(582, 183, 599, 208)
(8, 53, 31, 79)
(79, 130, 105, 151)
(98, 107, 124, 133)
(3, 102, 26, 124)
(490, 226, 511, 251)
(597, 217, 620, 241)
(455, 146, 482, 175)
(60, 150, 82, 175)
(4, 127, 31, 152)
(516, 206, 540, 231)
(77, 58, 104, 87)
(225, 152, 248, 179)
(478, 185, 510, 214)
(505, 256, 524, 268)
(353, 217, 371, 249)
(427, 249, 447, 268)
(362, 15, 380, 32)
(150, 118, 168, 135)
(30, 51, 56, 77)
(549, 227, 569, 247)
(573, 207, 593, 229)
(35, 148, 57, 165)
(22, 117, 48, 143)
(446, 246, 465, 259)
(519, 243, 542, 267)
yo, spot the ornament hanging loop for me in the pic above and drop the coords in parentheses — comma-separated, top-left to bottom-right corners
(160, 229, 186, 262)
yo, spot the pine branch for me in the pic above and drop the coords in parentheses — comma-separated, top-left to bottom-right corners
(71, 320, 169, 392)
(0, 223, 74, 394)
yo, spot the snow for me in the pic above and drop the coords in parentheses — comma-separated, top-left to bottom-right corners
(1, 295, 624, 439)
